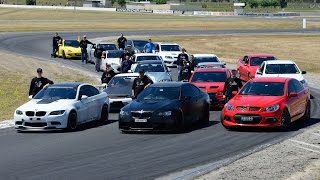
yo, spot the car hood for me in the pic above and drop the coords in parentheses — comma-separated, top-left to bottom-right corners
(106, 58, 121, 65)
(259, 74, 304, 81)
(191, 82, 225, 93)
(125, 99, 179, 112)
(105, 86, 131, 98)
(17, 99, 75, 111)
(145, 72, 171, 82)
(63, 46, 81, 52)
(159, 52, 181, 57)
(229, 95, 285, 107)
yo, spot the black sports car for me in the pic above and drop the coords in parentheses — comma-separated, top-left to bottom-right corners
(118, 82, 210, 132)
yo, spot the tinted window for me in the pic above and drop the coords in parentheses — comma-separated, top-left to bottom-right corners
(107, 51, 123, 58)
(87, 86, 99, 97)
(134, 63, 165, 72)
(132, 40, 148, 49)
(250, 57, 275, 66)
(194, 57, 219, 65)
(288, 81, 296, 95)
(161, 45, 181, 51)
(292, 79, 304, 93)
(107, 76, 135, 88)
(136, 56, 161, 62)
(239, 82, 284, 96)
(34, 87, 77, 99)
(191, 72, 227, 82)
(79, 85, 99, 97)
(183, 84, 200, 97)
(64, 40, 80, 48)
(137, 87, 181, 100)
(265, 64, 300, 74)
(100, 44, 118, 50)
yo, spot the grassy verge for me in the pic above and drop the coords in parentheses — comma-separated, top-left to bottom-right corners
(0, 8, 319, 32)
(0, 52, 98, 121)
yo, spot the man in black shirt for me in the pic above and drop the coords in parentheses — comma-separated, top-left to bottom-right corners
(94, 44, 104, 72)
(176, 48, 189, 81)
(181, 61, 192, 81)
(132, 70, 152, 98)
(117, 34, 127, 50)
(79, 35, 94, 64)
(51, 32, 62, 58)
(120, 48, 133, 62)
(29, 68, 54, 97)
(101, 64, 116, 84)
(121, 55, 133, 73)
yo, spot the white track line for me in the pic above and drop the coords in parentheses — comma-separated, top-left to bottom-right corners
(311, 132, 320, 137)
(290, 139, 320, 149)
(295, 145, 320, 154)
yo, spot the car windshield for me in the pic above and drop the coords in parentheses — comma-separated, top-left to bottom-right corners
(250, 57, 275, 66)
(194, 57, 219, 65)
(133, 40, 149, 49)
(107, 51, 123, 58)
(34, 87, 77, 99)
(137, 87, 181, 101)
(136, 56, 161, 62)
(64, 40, 80, 48)
(191, 72, 227, 82)
(107, 76, 135, 88)
(100, 44, 118, 50)
(239, 82, 284, 96)
(265, 64, 300, 74)
(134, 63, 165, 72)
(161, 45, 181, 51)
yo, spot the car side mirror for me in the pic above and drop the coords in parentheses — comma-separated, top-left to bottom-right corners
(80, 95, 88, 100)
(222, 61, 226, 65)
(256, 71, 262, 75)
(28, 95, 33, 100)
(289, 92, 298, 98)
(167, 67, 171, 72)
(302, 71, 307, 74)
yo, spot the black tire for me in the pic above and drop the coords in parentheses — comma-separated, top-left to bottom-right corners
(280, 109, 291, 131)
(302, 100, 311, 121)
(62, 51, 67, 59)
(67, 111, 78, 131)
(99, 105, 109, 124)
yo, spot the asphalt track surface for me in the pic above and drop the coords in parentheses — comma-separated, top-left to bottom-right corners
(0, 29, 320, 180)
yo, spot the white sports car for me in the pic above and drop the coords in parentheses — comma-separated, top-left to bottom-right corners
(14, 82, 110, 131)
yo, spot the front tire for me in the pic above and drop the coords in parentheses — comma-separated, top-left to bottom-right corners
(302, 100, 311, 121)
(62, 51, 67, 59)
(280, 109, 291, 131)
(99, 105, 109, 124)
(67, 111, 78, 131)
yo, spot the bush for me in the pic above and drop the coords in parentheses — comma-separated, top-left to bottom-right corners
(26, 0, 36, 5)
(117, 0, 126, 7)
(155, 0, 167, 4)
(279, 0, 287, 8)
(249, 0, 259, 8)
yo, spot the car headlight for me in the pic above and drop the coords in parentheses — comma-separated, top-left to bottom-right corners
(120, 110, 130, 116)
(157, 111, 172, 116)
(16, 110, 23, 115)
(165, 56, 173, 59)
(68, 50, 72, 52)
(49, 110, 66, 115)
(225, 103, 234, 111)
(264, 104, 280, 112)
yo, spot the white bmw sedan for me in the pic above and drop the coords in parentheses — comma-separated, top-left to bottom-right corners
(14, 82, 110, 131)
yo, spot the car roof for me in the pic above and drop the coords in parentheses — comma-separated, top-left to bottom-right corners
(135, 53, 160, 57)
(195, 68, 228, 73)
(150, 82, 187, 87)
(193, 54, 218, 57)
(115, 73, 139, 77)
(50, 82, 84, 88)
(137, 60, 163, 64)
(248, 53, 275, 57)
(155, 42, 179, 45)
(251, 77, 290, 83)
(264, 60, 295, 64)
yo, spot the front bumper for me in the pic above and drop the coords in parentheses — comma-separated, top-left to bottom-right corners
(109, 98, 132, 110)
(163, 58, 177, 67)
(65, 52, 81, 58)
(221, 109, 283, 128)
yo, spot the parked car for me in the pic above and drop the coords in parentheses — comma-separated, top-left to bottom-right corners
(14, 82, 110, 131)
(255, 60, 308, 87)
(130, 60, 172, 82)
(100, 50, 124, 73)
(154, 42, 184, 67)
(189, 67, 234, 108)
(221, 77, 310, 130)
(104, 73, 153, 110)
(88, 42, 118, 62)
(56, 40, 81, 59)
(191, 54, 225, 70)
(119, 82, 210, 132)
(125, 40, 149, 54)
(236, 53, 276, 82)
(131, 53, 162, 63)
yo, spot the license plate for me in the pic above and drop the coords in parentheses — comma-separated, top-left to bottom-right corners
(241, 116, 254, 121)
(135, 119, 147, 123)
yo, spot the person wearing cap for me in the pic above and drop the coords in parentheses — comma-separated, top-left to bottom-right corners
(29, 68, 54, 97)
(144, 39, 155, 53)
(132, 70, 153, 98)
(51, 32, 62, 58)
(117, 34, 127, 50)
(94, 44, 104, 72)
(176, 48, 189, 81)
(79, 35, 94, 64)
(121, 54, 134, 73)
(101, 64, 116, 84)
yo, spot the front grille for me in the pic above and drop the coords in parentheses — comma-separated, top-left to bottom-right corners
(36, 111, 46, 117)
(249, 107, 261, 111)
(237, 106, 247, 111)
(131, 111, 153, 118)
(26, 111, 35, 117)
(24, 122, 47, 127)
(237, 106, 261, 111)
(234, 114, 262, 124)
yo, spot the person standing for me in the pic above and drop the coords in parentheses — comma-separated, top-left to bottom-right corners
(51, 32, 62, 58)
(94, 44, 104, 72)
(176, 48, 189, 81)
(79, 35, 94, 64)
(120, 48, 133, 62)
(117, 34, 127, 50)
(29, 68, 54, 97)
(181, 61, 192, 81)
(132, 70, 152, 98)
(144, 39, 155, 53)
(121, 55, 134, 73)
(101, 64, 116, 84)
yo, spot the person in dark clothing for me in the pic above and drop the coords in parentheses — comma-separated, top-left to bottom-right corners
(132, 70, 152, 98)
(189, 55, 196, 71)
(176, 48, 189, 81)
(79, 35, 94, 64)
(181, 61, 192, 81)
(51, 32, 62, 58)
(117, 34, 127, 50)
(29, 68, 54, 97)
(94, 44, 104, 72)
(120, 48, 133, 62)
(101, 64, 116, 84)
(121, 55, 133, 73)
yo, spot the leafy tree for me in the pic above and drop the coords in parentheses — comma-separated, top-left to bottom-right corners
(155, 0, 167, 4)
(249, 0, 259, 8)
(117, 0, 126, 7)
(279, 0, 287, 8)
(26, 0, 36, 5)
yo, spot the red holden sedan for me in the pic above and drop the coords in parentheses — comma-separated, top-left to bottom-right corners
(190, 68, 234, 108)
(221, 77, 310, 130)
(237, 53, 276, 82)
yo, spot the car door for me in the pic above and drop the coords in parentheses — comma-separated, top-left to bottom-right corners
(86, 85, 101, 120)
(238, 56, 248, 81)
(286, 80, 299, 119)
(181, 84, 202, 124)
(292, 79, 308, 117)
(76, 85, 90, 122)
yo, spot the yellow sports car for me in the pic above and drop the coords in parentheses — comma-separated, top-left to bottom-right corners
(56, 40, 82, 59)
